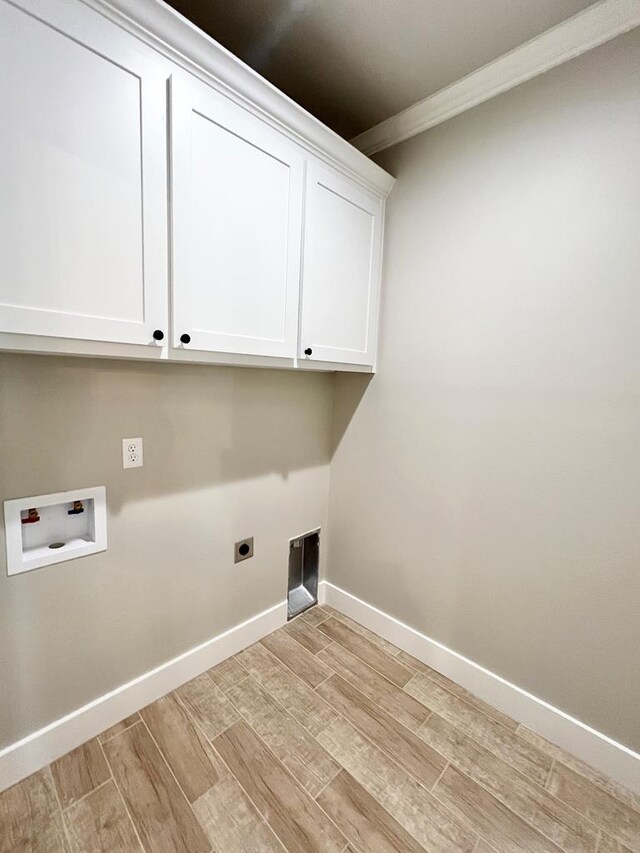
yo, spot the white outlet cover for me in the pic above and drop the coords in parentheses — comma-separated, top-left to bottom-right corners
(122, 437, 143, 469)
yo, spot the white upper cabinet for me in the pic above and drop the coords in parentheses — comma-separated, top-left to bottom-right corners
(170, 74, 304, 359)
(299, 163, 383, 368)
(0, 0, 168, 347)
(0, 0, 392, 369)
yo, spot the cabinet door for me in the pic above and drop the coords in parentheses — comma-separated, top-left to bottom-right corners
(0, 0, 167, 346)
(300, 163, 383, 367)
(170, 74, 303, 358)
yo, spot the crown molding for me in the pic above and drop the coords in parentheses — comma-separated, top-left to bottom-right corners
(351, 0, 640, 156)
(78, 0, 394, 196)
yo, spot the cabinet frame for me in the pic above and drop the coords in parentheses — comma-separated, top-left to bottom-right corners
(169, 73, 304, 359)
(299, 162, 384, 368)
(0, 0, 393, 372)
(0, 0, 168, 347)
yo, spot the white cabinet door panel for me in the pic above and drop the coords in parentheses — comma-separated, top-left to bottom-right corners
(300, 163, 383, 367)
(171, 74, 303, 358)
(0, 0, 167, 345)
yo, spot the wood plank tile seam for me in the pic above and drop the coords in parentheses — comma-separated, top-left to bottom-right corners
(405, 672, 553, 786)
(137, 715, 203, 807)
(104, 718, 211, 852)
(57, 776, 111, 813)
(48, 764, 74, 853)
(218, 643, 468, 849)
(419, 712, 602, 852)
(317, 669, 595, 850)
(223, 674, 343, 798)
(310, 663, 542, 847)
(192, 658, 640, 853)
(1, 605, 639, 853)
(429, 760, 451, 794)
(213, 720, 348, 852)
(313, 672, 583, 850)
(518, 725, 640, 815)
(196, 724, 291, 853)
(432, 763, 567, 852)
(96, 727, 146, 853)
(297, 610, 639, 851)
(431, 762, 589, 853)
(168, 666, 303, 853)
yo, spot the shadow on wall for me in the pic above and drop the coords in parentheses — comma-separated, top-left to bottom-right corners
(329, 367, 485, 646)
(0, 353, 333, 521)
(331, 372, 372, 454)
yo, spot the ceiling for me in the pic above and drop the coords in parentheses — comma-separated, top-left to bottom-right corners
(166, 0, 597, 139)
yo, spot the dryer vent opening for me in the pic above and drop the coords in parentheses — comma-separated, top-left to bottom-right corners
(287, 530, 319, 619)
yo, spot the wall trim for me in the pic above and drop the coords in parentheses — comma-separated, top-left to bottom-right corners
(321, 580, 640, 794)
(3, 581, 637, 795)
(0, 599, 286, 793)
(351, 0, 640, 155)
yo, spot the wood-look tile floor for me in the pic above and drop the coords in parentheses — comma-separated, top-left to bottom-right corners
(2, 605, 639, 853)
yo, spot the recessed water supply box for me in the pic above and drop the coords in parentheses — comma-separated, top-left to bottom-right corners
(287, 529, 319, 619)
(3, 486, 107, 575)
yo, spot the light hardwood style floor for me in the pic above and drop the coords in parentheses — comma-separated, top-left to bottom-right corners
(1, 605, 638, 852)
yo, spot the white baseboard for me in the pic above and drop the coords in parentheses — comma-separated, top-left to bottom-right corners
(318, 577, 328, 605)
(0, 599, 286, 793)
(4, 582, 638, 796)
(321, 580, 640, 794)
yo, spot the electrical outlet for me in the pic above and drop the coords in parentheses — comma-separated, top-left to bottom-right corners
(122, 437, 143, 469)
(234, 537, 254, 563)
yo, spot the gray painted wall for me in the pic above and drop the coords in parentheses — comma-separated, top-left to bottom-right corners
(0, 355, 332, 748)
(328, 31, 640, 751)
